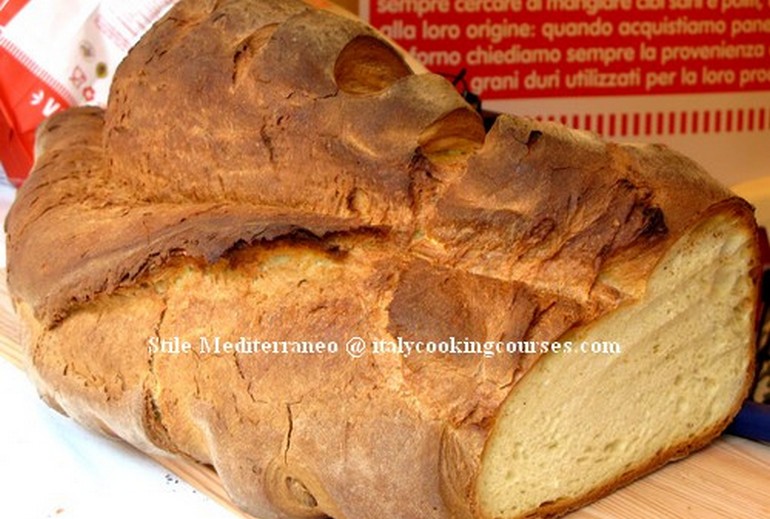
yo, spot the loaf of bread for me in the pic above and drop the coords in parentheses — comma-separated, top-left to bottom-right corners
(5, 1, 759, 518)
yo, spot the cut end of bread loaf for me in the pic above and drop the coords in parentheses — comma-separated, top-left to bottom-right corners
(476, 205, 757, 519)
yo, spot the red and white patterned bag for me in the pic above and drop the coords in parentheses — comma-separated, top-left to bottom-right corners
(0, 0, 177, 185)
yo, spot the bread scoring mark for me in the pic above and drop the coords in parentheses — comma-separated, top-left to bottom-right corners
(417, 107, 486, 164)
(231, 24, 278, 88)
(525, 130, 543, 150)
(333, 35, 412, 95)
(640, 206, 667, 237)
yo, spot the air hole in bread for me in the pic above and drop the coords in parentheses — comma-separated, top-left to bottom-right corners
(418, 107, 486, 163)
(285, 476, 319, 508)
(265, 458, 335, 518)
(334, 35, 412, 95)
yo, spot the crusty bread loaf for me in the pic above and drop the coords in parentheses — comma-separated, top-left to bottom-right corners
(5, 1, 759, 518)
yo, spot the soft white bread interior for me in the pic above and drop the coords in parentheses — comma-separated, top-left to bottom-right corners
(477, 206, 757, 518)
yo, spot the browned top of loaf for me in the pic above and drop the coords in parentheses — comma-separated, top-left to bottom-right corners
(7, 0, 734, 355)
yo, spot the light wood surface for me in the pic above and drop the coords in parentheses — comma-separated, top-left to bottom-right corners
(0, 274, 768, 519)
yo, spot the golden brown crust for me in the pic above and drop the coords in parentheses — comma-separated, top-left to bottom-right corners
(5, 1, 760, 518)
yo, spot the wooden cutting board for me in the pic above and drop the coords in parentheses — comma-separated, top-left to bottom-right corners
(0, 274, 768, 519)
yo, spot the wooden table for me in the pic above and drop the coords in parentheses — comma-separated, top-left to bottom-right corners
(0, 274, 768, 519)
